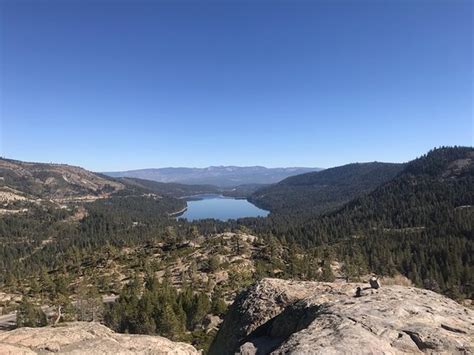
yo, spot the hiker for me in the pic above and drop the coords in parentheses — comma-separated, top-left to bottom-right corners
(369, 276, 381, 289)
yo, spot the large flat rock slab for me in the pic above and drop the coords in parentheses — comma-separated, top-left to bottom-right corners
(0, 321, 199, 354)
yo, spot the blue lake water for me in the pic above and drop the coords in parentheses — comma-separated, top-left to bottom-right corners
(178, 195, 269, 221)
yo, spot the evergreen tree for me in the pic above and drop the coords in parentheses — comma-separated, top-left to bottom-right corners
(320, 259, 335, 282)
(16, 297, 47, 328)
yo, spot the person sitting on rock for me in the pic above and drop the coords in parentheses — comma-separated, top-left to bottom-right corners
(355, 287, 364, 297)
(369, 276, 381, 289)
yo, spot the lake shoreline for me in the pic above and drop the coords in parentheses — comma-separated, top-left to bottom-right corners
(168, 205, 188, 217)
(177, 194, 269, 221)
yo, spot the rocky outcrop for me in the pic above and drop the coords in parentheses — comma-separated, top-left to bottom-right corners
(0, 322, 199, 354)
(210, 278, 474, 354)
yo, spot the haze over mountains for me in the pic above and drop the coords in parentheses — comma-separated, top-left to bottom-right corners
(104, 166, 321, 187)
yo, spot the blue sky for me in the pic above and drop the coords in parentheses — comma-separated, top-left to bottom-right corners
(1, 0, 472, 171)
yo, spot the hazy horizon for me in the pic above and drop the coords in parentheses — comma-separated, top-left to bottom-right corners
(1, 153, 420, 172)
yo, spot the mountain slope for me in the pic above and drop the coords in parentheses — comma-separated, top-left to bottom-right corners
(118, 177, 220, 198)
(104, 166, 321, 187)
(333, 146, 474, 228)
(0, 158, 124, 202)
(250, 162, 404, 215)
(243, 147, 474, 299)
(118, 177, 267, 199)
(0, 158, 186, 217)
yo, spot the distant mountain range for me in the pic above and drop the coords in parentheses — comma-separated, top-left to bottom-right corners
(103, 166, 322, 187)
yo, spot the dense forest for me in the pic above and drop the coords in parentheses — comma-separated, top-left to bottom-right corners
(119, 177, 265, 199)
(118, 177, 220, 198)
(103, 273, 228, 351)
(250, 162, 404, 215)
(242, 147, 474, 299)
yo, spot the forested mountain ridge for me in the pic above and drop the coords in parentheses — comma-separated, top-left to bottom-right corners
(334, 147, 474, 299)
(117, 177, 266, 199)
(335, 146, 474, 227)
(250, 161, 404, 215)
(0, 158, 192, 215)
(104, 166, 321, 187)
(118, 177, 220, 198)
(242, 146, 474, 299)
(403, 145, 474, 178)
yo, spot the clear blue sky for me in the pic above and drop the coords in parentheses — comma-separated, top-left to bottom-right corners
(1, 0, 472, 171)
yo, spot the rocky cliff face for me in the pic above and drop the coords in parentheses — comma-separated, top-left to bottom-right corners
(210, 278, 474, 354)
(0, 322, 198, 354)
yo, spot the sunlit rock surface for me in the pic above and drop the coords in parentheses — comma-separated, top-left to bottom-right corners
(0, 321, 199, 354)
(210, 278, 474, 354)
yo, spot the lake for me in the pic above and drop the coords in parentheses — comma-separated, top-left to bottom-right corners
(177, 194, 269, 221)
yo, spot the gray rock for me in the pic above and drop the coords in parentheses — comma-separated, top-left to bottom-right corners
(209, 278, 474, 354)
(0, 321, 199, 354)
(202, 314, 222, 333)
(240, 342, 257, 355)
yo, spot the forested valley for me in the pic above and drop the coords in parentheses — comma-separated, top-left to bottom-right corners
(0, 146, 472, 352)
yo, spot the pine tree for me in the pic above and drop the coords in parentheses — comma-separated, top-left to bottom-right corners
(16, 297, 47, 328)
(190, 293, 211, 329)
(320, 259, 335, 282)
(156, 303, 181, 339)
(211, 291, 227, 316)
